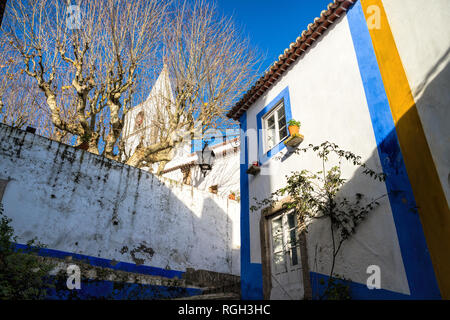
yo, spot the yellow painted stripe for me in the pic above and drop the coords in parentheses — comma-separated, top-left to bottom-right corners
(361, 0, 450, 299)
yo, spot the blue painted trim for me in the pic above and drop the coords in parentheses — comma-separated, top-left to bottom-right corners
(45, 277, 202, 300)
(347, 2, 440, 299)
(190, 131, 241, 153)
(256, 87, 292, 164)
(310, 272, 411, 300)
(13, 243, 184, 279)
(239, 113, 263, 300)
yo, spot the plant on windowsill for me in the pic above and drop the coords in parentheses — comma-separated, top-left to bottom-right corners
(251, 142, 392, 300)
(287, 119, 301, 135)
(285, 119, 304, 148)
(228, 191, 236, 200)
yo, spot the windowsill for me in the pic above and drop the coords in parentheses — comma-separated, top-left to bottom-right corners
(264, 136, 289, 157)
(283, 133, 304, 148)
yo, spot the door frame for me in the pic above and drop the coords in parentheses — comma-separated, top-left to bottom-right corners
(259, 197, 312, 300)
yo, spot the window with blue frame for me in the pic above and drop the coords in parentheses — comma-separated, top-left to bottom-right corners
(257, 87, 292, 164)
(262, 100, 288, 153)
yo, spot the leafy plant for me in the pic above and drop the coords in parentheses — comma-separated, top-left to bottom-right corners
(288, 119, 301, 127)
(0, 203, 54, 299)
(251, 141, 387, 299)
(320, 275, 351, 300)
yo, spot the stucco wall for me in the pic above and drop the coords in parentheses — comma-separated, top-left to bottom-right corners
(163, 143, 241, 198)
(243, 13, 409, 296)
(0, 124, 240, 277)
(382, 0, 450, 206)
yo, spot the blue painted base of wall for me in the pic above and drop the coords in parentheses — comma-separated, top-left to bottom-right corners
(13, 243, 203, 300)
(240, 263, 263, 300)
(45, 277, 202, 300)
(310, 272, 413, 300)
(14, 243, 184, 279)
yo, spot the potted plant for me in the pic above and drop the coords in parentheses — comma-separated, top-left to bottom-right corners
(228, 191, 236, 200)
(288, 119, 301, 135)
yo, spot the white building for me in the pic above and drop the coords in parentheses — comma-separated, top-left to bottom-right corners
(122, 65, 241, 198)
(162, 137, 241, 198)
(229, 0, 450, 300)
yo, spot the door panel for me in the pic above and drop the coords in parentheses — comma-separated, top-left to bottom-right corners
(269, 210, 304, 300)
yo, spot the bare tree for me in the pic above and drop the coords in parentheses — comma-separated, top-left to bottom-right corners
(125, 0, 260, 172)
(2, 0, 168, 155)
(0, 42, 66, 140)
(2, 0, 259, 173)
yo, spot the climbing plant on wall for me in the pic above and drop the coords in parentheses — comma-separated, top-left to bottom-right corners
(0, 203, 54, 299)
(250, 141, 388, 300)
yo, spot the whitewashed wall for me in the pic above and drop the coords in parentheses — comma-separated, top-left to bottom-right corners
(244, 14, 409, 295)
(163, 142, 241, 198)
(0, 124, 240, 276)
(382, 0, 450, 205)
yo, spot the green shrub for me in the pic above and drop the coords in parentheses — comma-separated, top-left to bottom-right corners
(0, 203, 54, 300)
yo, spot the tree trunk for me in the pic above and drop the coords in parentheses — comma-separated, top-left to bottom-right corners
(104, 100, 123, 159)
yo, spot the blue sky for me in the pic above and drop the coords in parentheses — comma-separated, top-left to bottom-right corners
(215, 0, 332, 73)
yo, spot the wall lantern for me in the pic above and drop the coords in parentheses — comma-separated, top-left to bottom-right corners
(198, 142, 216, 177)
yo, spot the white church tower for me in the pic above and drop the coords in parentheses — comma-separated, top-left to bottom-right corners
(122, 64, 240, 198)
(122, 64, 177, 160)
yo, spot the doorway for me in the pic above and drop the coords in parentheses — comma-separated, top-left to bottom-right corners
(267, 209, 304, 299)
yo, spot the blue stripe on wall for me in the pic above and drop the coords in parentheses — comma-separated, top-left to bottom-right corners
(310, 272, 410, 300)
(45, 277, 202, 300)
(14, 243, 184, 279)
(240, 112, 263, 300)
(346, 1, 440, 299)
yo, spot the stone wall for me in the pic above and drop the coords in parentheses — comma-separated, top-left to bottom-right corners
(0, 124, 240, 283)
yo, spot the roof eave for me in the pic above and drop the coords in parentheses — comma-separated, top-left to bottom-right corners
(226, 0, 356, 121)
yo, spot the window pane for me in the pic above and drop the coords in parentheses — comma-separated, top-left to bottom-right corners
(273, 252, 287, 273)
(288, 229, 297, 246)
(279, 126, 287, 141)
(267, 128, 275, 150)
(278, 110, 287, 140)
(287, 212, 296, 229)
(266, 115, 275, 128)
(272, 218, 282, 237)
(277, 104, 285, 118)
(290, 246, 299, 266)
(272, 236, 283, 253)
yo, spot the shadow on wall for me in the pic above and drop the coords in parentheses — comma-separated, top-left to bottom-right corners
(200, 197, 240, 276)
(254, 64, 449, 299)
(411, 52, 450, 204)
(307, 48, 449, 300)
(0, 124, 238, 299)
(307, 68, 449, 300)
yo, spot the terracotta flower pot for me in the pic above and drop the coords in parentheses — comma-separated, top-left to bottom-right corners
(288, 125, 299, 135)
(228, 194, 236, 200)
